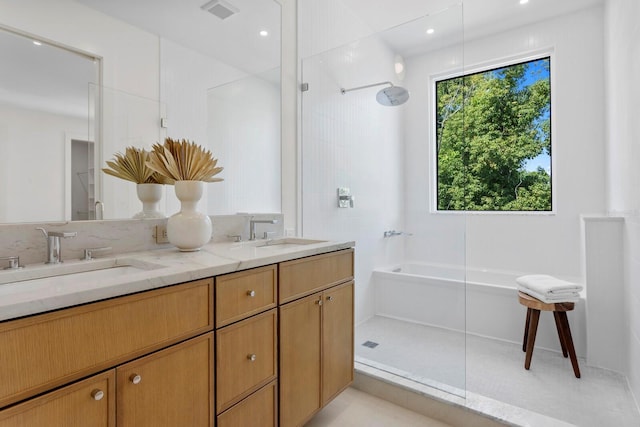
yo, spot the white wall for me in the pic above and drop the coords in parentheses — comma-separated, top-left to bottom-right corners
(159, 39, 246, 216)
(0, 104, 85, 222)
(404, 6, 607, 281)
(605, 0, 640, 408)
(207, 73, 281, 215)
(160, 39, 283, 218)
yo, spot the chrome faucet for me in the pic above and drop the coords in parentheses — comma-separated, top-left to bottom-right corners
(249, 218, 278, 241)
(36, 228, 77, 264)
(0, 256, 22, 270)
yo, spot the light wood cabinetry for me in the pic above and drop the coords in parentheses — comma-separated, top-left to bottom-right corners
(217, 380, 278, 427)
(215, 265, 280, 425)
(279, 249, 355, 427)
(117, 333, 214, 427)
(215, 264, 277, 328)
(280, 293, 322, 426)
(0, 370, 115, 427)
(279, 249, 354, 304)
(216, 309, 278, 413)
(0, 278, 213, 409)
(322, 282, 355, 405)
(0, 248, 354, 426)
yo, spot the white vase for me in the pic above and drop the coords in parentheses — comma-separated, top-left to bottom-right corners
(167, 180, 212, 251)
(133, 183, 165, 219)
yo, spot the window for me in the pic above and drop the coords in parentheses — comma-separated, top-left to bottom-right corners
(435, 56, 552, 211)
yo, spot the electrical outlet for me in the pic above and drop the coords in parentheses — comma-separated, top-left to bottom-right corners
(155, 225, 169, 244)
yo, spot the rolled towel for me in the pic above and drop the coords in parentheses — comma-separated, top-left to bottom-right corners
(518, 286, 580, 304)
(516, 274, 583, 295)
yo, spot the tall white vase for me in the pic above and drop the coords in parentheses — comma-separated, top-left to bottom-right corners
(133, 183, 165, 219)
(167, 180, 212, 251)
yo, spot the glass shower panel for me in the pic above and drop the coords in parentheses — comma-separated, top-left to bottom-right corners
(300, 4, 465, 398)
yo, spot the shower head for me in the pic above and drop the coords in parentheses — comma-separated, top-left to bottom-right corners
(376, 85, 410, 106)
(340, 81, 410, 106)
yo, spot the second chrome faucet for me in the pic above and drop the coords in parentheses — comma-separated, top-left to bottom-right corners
(36, 228, 77, 264)
(249, 218, 278, 241)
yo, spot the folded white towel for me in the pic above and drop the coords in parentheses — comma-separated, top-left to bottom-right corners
(518, 286, 580, 304)
(516, 274, 583, 295)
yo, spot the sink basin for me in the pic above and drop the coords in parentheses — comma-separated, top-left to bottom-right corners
(0, 258, 166, 287)
(255, 238, 327, 249)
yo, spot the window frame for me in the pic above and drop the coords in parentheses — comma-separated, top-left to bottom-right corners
(430, 49, 557, 215)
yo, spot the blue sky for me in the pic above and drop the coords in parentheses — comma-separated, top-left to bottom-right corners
(508, 57, 551, 173)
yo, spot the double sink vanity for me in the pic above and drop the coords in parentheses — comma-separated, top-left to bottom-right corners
(0, 237, 355, 427)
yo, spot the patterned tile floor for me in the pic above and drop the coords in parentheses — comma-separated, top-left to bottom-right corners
(355, 316, 640, 427)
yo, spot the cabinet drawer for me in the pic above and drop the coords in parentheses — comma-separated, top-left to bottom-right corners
(217, 381, 277, 427)
(279, 249, 354, 303)
(216, 309, 277, 413)
(216, 265, 277, 327)
(0, 278, 213, 408)
(0, 370, 115, 427)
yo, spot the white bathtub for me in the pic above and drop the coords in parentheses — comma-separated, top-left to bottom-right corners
(373, 263, 586, 357)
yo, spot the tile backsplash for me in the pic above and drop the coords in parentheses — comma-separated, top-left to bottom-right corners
(0, 213, 283, 266)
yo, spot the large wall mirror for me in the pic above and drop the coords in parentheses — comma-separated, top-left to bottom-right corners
(0, 0, 281, 224)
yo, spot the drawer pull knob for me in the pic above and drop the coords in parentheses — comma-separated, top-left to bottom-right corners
(247, 290, 256, 297)
(247, 353, 257, 362)
(315, 299, 323, 306)
(327, 296, 334, 301)
(130, 374, 142, 385)
(91, 389, 104, 401)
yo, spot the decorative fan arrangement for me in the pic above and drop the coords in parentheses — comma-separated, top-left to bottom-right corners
(102, 138, 224, 251)
(102, 147, 167, 184)
(103, 138, 224, 185)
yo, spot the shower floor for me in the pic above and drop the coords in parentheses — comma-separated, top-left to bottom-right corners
(355, 315, 640, 427)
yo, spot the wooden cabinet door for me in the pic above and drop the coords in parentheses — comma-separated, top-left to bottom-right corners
(322, 281, 354, 405)
(279, 293, 322, 427)
(0, 370, 115, 427)
(217, 380, 278, 427)
(116, 333, 214, 427)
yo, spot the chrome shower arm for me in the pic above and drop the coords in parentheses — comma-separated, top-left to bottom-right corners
(341, 81, 393, 94)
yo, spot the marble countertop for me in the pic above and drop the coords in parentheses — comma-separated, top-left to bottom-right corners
(0, 238, 355, 322)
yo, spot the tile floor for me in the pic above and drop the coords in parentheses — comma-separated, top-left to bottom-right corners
(355, 316, 640, 427)
(305, 387, 453, 427)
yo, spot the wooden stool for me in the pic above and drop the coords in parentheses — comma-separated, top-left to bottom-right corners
(518, 291, 581, 378)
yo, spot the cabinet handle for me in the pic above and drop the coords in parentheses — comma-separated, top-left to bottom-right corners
(326, 295, 334, 301)
(130, 374, 142, 385)
(91, 389, 104, 401)
(315, 299, 323, 306)
(247, 353, 257, 362)
(247, 290, 256, 297)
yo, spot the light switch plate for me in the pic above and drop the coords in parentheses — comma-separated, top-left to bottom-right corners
(155, 225, 169, 243)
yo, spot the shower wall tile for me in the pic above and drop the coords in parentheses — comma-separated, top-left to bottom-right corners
(300, 31, 405, 324)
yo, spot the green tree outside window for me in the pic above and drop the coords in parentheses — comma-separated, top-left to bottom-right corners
(436, 57, 551, 211)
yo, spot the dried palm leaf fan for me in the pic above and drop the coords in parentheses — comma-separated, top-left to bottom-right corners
(102, 147, 167, 184)
(146, 138, 224, 184)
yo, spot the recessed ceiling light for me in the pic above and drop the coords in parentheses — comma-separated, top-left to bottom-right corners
(259, 30, 269, 37)
(32, 40, 42, 46)
(519, 0, 529, 4)
(426, 28, 435, 35)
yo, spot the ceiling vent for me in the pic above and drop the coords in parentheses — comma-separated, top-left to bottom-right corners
(201, 0, 239, 20)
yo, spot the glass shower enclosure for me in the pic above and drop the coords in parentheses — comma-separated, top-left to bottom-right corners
(298, 3, 466, 398)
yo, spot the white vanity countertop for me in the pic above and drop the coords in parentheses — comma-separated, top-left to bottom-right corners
(0, 239, 355, 322)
